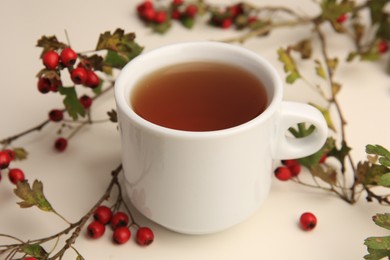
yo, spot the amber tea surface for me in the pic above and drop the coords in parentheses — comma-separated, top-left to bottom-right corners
(131, 62, 268, 131)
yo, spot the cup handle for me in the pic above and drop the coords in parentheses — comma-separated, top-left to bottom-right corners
(272, 101, 328, 160)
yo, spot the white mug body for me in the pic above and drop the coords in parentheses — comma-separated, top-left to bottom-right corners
(115, 42, 328, 234)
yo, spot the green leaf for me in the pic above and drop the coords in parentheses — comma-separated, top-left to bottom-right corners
(315, 60, 327, 79)
(13, 147, 28, 160)
(364, 236, 390, 259)
(368, 0, 390, 24)
(298, 137, 336, 168)
(379, 172, 390, 187)
(310, 164, 337, 185)
(96, 29, 144, 68)
(58, 85, 85, 121)
(309, 103, 336, 131)
(373, 213, 390, 230)
(277, 48, 300, 84)
(321, 0, 354, 22)
(366, 145, 390, 159)
(328, 141, 351, 169)
(104, 50, 128, 69)
(357, 161, 389, 185)
(291, 39, 312, 59)
(181, 17, 195, 29)
(21, 243, 48, 258)
(14, 180, 54, 212)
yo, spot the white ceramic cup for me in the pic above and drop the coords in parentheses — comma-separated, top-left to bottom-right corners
(114, 41, 328, 235)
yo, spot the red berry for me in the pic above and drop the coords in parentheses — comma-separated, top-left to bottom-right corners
(137, 0, 153, 13)
(289, 163, 301, 177)
(49, 78, 62, 92)
(60, 47, 78, 67)
(221, 18, 232, 29)
(113, 226, 131, 244)
(141, 8, 156, 21)
(172, 0, 183, 5)
(274, 166, 292, 181)
(111, 212, 129, 229)
(0, 151, 11, 169)
(185, 4, 197, 18)
(281, 159, 298, 168)
(71, 67, 88, 85)
(37, 77, 51, 94)
(87, 221, 105, 239)
(80, 95, 93, 109)
(85, 70, 100, 88)
(171, 9, 181, 20)
(42, 50, 59, 70)
(336, 13, 347, 23)
(48, 109, 64, 122)
(54, 137, 68, 152)
(319, 154, 327, 164)
(23, 258, 37, 260)
(94, 205, 112, 225)
(378, 40, 389, 54)
(136, 227, 154, 246)
(299, 212, 317, 231)
(8, 168, 25, 184)
(228, 4, 243, 17)
(3, 149, 16, 161)
(154, 11, 167, 24)
(248, 16, 258, 24)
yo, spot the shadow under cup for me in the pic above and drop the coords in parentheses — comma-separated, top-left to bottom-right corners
(114, 42, 285, 234)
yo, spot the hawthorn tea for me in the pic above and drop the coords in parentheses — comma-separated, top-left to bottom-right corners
(130, 62, 268, 131)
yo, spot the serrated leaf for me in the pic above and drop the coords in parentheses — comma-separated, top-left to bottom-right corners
(13, 147, 28, 160)
(14, 180, 54, 212)
(277, 48, 300, 84)
(21, 243, 48, 258)
(328, 141, 351, 170)
(365, 236, 390, 256)
(96, 29, 143, 68)
(321, 0, 354, 23)
(373, 213, 390, 230)
(298, 137, 336, 168)
(309, 103, 336, 131)
(36, 35, 67, 57)
(332, 82, 341, 96)
(310, 164, 337, 185)
(357, 161, 389, 185)
(366, 145, 390, 159)
(315, 60, 327, 79)
(107, 109, 118, 123)
(58, 85, 85, 121)
(291, 39, 312, 59)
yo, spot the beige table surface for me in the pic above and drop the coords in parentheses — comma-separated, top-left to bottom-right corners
(0, 0, 389, 259)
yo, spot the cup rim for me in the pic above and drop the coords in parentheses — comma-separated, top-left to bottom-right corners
(114, 41, 283, 138)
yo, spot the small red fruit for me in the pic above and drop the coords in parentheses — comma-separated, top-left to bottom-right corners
(54, 138, 68, 152)
(71, 67, 88, 85)
(185, 4, 197, 18)
(172, 0, 183, 5)
(8, 168, 25, 184)
(319, 154, 327, 164)
(37, 77, 51, 94)
(378, 40, 389, 54)
(274, 166, 292, 181)
(0, 151, 11, 169)
(141, 8, 156, 21)
(154, 11, 167, 24)
(42, 50, 59, 70)
(113, 226, 131, 244)
(60, 47, 78, 67)
(336, 13, 347, 23)
(48, 109, 64, 122)
(85, 70, 100, 88)
(221, 18, 232, 29)
(80, 95, 93, 109)
(94, 205, 112, 225)
(171, 9, 181, 20)
(87, 221, 105, 239)
(136, 227, 154, 246)
(137, 0, 153, 13)
(23, 258, 38, 260)
(3, 149, 16, 161)
(111, 212, 129, 229)
(299, 212, 317, 231)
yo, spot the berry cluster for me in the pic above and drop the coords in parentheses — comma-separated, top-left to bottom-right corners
(38, 46, 99, 153)
(136, 0, 199, 29)
(86, 205, 154, 246)
(0, 150, 25, 185)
